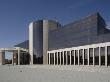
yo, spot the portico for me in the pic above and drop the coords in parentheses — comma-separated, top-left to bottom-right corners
(0, 47, 29, 65)
(47, 42, 110, 67)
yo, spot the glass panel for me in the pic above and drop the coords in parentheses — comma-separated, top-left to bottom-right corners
(84, 49, 87, 65)
(64, 51, 66, 65)
(79, 49, 83, 65)
(100, 47, 105, 65)
(71, 50, 74, 65)
(67, 51, 70, 65)
(89, 48, 93, 65)
(107, 46, 110, 66)
(75, 50, 78, 65)
(95, 47, 99, 65)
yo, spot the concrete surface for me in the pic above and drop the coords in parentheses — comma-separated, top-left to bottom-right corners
(0, 65, 110, 82)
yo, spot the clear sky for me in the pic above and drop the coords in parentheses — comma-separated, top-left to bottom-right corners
(0, 0, 110, 48)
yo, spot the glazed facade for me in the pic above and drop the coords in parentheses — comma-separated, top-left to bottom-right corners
(48, 13, 110, 50)
(15, 13, 110, 66)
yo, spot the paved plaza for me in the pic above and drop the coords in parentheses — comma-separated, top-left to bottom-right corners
(0, 65, 110, 82)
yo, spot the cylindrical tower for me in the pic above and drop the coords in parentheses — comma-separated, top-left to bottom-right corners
(29, 20, 61, 64)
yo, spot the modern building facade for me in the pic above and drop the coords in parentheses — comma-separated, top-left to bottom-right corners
(29, 20, 61, 64)
(28, 12, 110, 66)
(1, 12, 110, 67)
(47, 13, 110, 67)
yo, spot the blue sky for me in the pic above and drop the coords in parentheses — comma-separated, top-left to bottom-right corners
(0, 0, 110, 48)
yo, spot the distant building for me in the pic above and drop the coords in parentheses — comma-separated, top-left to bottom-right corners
(15, 40, 29, 49)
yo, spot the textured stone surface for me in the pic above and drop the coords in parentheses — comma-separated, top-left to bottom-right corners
(0, 65, 110, 82)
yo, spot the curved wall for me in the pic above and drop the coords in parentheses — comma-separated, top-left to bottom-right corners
(29, 20, 61, 64)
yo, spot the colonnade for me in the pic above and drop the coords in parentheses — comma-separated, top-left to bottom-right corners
(0, 47, 28, 65)
(47, 42, 110, 67)
(0, 50, 21, 65)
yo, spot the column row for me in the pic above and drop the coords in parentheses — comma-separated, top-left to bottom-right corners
(0, 49, 21, 65)
(48, 46, 109, 67)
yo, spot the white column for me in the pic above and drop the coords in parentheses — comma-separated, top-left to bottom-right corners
(52, 53, 54, 65)
(3, 52, 5, 65)
(93, 48, 95, 66)
(83, 49, 84, 66)
(29, 23, 34, 65)
(63, 51, 64, 65)
(48, 53, 50, 65)
(74, 50, 75, 65)
(18, 49, 20, 65)
(47, 53, 48, 64)
(70, 51, 71, 65)
(0, 51, 5, 65)
(57, 52, 58, 65)
(60, 52, 61, 65)
(66, 51, 68, 65)
(54, 52, 55, 65)
(99, 47, 101, 66)
(88, 48, 89, 66)
(105, 46, 107, 67)
(12, 53, 14, 65)
(78, 50, 80, 65)
(50, 53, 52, 65)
